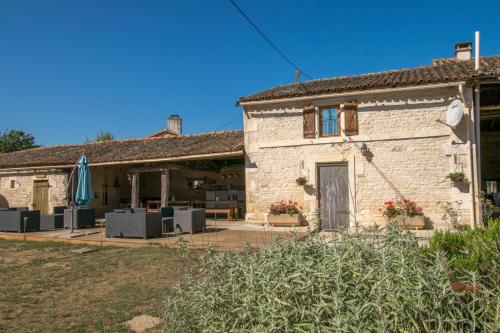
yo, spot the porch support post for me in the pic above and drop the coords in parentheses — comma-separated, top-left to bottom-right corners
(131, 172, 140, 208)
(161, 169, 169, 207)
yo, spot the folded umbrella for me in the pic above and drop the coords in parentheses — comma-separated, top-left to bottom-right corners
(75, 154, 93, 206)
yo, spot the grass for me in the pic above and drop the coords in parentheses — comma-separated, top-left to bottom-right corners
(0, 239, 193, 333)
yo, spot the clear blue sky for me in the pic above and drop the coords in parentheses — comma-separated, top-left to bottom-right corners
(1, 0, 499, 146)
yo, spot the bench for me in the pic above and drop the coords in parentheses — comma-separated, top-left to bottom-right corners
(205, 208, 234, 222)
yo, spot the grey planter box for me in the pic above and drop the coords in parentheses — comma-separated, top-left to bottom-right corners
(0, 208, 40, 233)
(40, 206, 66, 229)
(105, 209, 162, 239)
(173, 207, 206, 234)
(64, 207, 96, 229)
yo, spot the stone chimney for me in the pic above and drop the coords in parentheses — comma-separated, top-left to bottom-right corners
(455, 42, 472, 61)
(167, 114, 182, 134)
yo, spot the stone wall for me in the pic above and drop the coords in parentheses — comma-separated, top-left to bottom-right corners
(243, 86, 475, 229)
(0, 171, 68, 212)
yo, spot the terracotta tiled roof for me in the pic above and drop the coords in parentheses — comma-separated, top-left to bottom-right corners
(0, 130, 244, 169)
(238, 56, 500, 103)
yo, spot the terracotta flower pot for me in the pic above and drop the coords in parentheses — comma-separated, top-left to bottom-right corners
(267, 214, 302, 227)
(385, 215, 425, 230)
(295, 177, 307, 186)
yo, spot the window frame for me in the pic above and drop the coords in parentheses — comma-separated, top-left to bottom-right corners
(319, 105, 341, 137)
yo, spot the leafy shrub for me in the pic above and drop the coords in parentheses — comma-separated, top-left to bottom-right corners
(446, 171, 467, 183)
(426, 219, 500, 284)
(164, 227, 499, 332)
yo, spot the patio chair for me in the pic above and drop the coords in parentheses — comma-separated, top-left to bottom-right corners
(105, 209, 161, 239)
(64, 207, 96, 229)
(0, 208, 40, 233)
(40, 206, 66, 229)
(172, 207, 206, 234)
(160, 207, 174, 234)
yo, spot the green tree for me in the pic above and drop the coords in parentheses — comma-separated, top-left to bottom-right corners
(0, 129, 37, 153)
(86, 131, 114, 143)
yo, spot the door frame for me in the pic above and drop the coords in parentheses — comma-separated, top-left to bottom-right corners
(32, 179, 49, 213)
(303, 152, 357, 229)
(316, 162, 350, 230)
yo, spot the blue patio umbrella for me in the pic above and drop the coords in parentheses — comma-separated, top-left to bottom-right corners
(75, 154, 93, 206)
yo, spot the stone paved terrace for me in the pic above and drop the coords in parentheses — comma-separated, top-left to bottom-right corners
(0, 219, 438, 250)
(0, 220, 315, 251)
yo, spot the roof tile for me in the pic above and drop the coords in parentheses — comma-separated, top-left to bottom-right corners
(238, 56, 500, 103)
(0, 130, 244, 169)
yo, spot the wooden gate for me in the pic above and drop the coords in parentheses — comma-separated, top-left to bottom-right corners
(33, 180, 49, 214)
(317, 164, 349, 231)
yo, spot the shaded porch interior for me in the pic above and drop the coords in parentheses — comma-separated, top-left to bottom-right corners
(89, 157, 245, 219)
(480, 83, 500, 217)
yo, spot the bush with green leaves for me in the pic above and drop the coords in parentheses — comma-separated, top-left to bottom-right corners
(426, 218, 499, 284)
(164, 226, 499, 332)
(0, 129, 37, 153)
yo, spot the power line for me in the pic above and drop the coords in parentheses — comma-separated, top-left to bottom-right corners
(228, 0, 314, 80)
(214, 114, 241, 131)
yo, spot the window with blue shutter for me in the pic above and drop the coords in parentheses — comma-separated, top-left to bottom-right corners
(320, 107, 339, 136)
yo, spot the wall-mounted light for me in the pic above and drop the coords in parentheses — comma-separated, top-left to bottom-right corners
(360, 143, 370, 156)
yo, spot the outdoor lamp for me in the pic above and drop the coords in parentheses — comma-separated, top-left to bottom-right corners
(360, 143, 369, 156)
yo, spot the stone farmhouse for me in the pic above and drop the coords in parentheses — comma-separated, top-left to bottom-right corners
(238, 43, 500, 230)
(0, 42, 499, 230)
(0, 121, 246, 219)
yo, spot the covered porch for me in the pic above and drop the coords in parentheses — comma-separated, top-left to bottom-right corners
(89, 156, 246, 221)
(480, 83, 500, 218)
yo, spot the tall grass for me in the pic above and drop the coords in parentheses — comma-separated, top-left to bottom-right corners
(164, 226, 499, 332)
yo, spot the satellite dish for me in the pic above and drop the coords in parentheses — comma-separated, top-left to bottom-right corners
(446, 99, 464, 128)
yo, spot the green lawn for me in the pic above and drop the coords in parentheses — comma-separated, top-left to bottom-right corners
(0, 239, 192, 332)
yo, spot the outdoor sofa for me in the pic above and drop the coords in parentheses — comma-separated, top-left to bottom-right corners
(0, 207, 40, 233)
(172, 207, 206, 234)
(161, 207, 174, 234)
(105, 208, 162, 239)
(64, 207, 96, 229)
(40, 206, 66, 229)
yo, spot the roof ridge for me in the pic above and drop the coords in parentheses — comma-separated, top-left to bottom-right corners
(0, 129, 245, 154)
(302, 58, 476, 84)
(238, 55, 500, 103)
(297, 55, 500, 85)
(180, 129, 243, 138)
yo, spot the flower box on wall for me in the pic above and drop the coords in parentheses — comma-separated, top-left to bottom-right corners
(384, 215, 425, 230)
(381, 198, 425, 230)
(267, 214, 302, 227)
